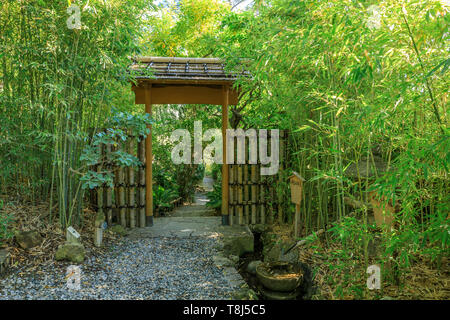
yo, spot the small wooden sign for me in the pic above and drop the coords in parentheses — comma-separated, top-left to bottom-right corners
(289, 172, 305, 205)
(289, 171, 305, 238)
(368, 191, 395, 230)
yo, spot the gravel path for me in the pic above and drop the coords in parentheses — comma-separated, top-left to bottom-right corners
(1, 178, 246, 300)
(0, 235, 238, 300)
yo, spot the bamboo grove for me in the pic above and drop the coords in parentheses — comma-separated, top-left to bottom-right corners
(0, 0, 153, 227)
(0, 0, 449, 296)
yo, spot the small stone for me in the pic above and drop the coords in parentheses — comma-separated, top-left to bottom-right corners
(344, 155, 388, 179)
(15, 230, 42, 249)
(110, 225, 128, 237)
(0, 249, 10, 276)
(212, 241, 224, 251)
(222, 226, 254, 257)
(246, 260, 262, 275)
(232, 287, 258, 300)
(228, 255, 239, 266)
(55, 241, 85, 263)
(212, 255, 233, 268)
(264, 242, 299, 264)
(249, 224, 266, 234)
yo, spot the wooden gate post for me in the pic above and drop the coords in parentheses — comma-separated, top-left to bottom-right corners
(221, 85, 230, 225)
(144, 84, 153, 226)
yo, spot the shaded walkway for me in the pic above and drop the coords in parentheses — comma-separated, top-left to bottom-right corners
(0, 176, 249, 300)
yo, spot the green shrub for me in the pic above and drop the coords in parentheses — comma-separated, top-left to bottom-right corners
(206, 179, 222, 212)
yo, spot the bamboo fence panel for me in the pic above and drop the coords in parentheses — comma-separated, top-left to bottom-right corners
(91, 134, 148, 229)
(138, 139, 146, 227)
(128, 138, 136, 228)
(105, 144, 113, 226)
(227, 130, 289, 226)
(91, 130, 289, 228)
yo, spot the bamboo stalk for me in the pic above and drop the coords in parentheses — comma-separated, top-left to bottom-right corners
(138, 138, 146, 227)
(128, 137, 136, 228)
(105, 144, 113, 226)
(244, 164, 249, 224)
(251, 164, 257, 224)
(96, 144, 104, 223)
(259, 164, 265, 224)
(278, 131, 285, 224)
(229, 164, 234, 217)
(237, 165, 243, 224)
(229, 205, 234, 226)
(118, 140, 126, 227)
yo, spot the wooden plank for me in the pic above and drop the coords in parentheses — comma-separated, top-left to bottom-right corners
(135, 56, 224, 64)
(133, 85, 239, 105)
(221, 85, 230, 225)
(135, 79, 238, 87)
(294, 204, 301, 238)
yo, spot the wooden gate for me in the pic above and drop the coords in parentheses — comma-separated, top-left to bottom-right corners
(91, 130, 289, 228)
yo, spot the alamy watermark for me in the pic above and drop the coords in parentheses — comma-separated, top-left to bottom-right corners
(66, 265, 81, 290)
(366, 5, 381, 30)
(67, 4, 81, 30)
(170, 121, 279, 175)
(366, 265, 381, 290)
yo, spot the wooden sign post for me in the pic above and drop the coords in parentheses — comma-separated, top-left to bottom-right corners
(289, 172, 305, 238)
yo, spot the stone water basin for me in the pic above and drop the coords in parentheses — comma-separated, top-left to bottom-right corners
(256, 262, 303, 292)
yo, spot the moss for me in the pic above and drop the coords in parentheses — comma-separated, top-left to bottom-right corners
(110, 225, 128, 237)
(55, 242, 85, 263)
